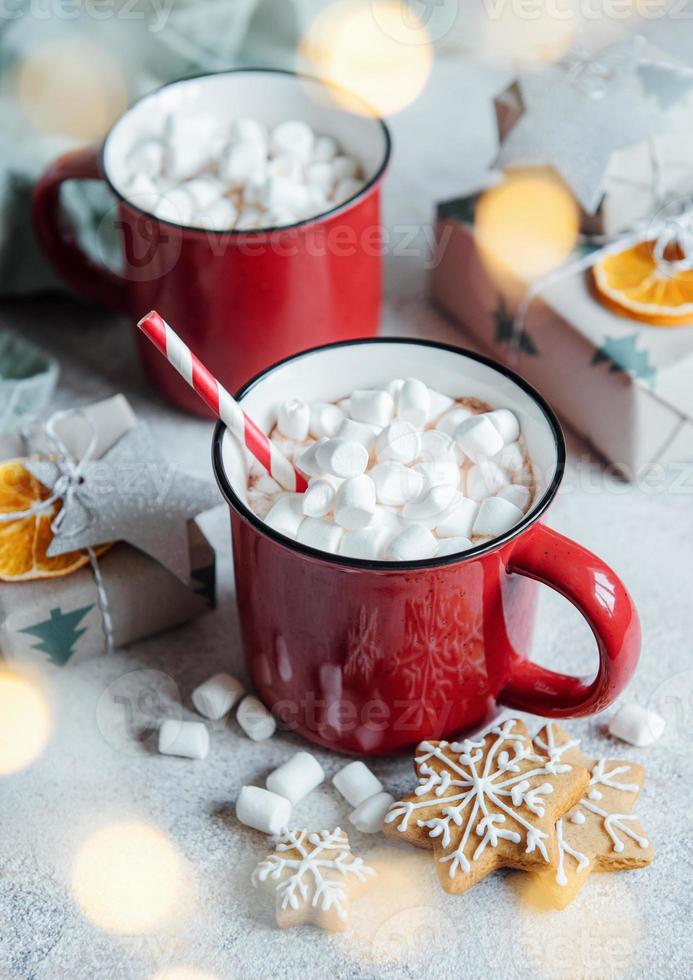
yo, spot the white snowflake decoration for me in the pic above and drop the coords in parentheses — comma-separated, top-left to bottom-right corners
(384, 718, 578, 883)
(535, 723, 650, 886)
(252, 828, 375, 926)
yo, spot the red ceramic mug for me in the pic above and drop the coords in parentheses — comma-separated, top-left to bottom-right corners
(213, 339, 640, 756)
(32, 69, 391, 415)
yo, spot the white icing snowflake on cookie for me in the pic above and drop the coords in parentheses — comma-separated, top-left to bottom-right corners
(382, 718, 589, 895)
(533, 722, 652, 906)
(252, 827, 376, 931)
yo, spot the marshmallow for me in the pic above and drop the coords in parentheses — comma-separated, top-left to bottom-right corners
(385, 525, 438, 561)
(473, 497, 524, 538)
(436, 406, 472, 436)
(236, 696, 276, 741)
(192, 672, 244, 720)
(316, 438, 369, 478)
(334, 475, 376, 530)
(436, 537, 473, 557)
(264, 493, 304, 538)
(333, 177, 363, 203)
(333, 761, 384, 807)
(331, 155, 359, 181)
(127, 138, 165, 177)
(181, 175, 225, 210)
(196, 198, 238, 231)
(487, 408, 520, 445)
(265, 751, 325, 804)
(339, 525, 392, 560)
(305, 161, 334, 193)
(313, 134, 339, 162)
(155, 188, 195, 225)
(309, 402, 346, 438)
(277, 398, 310, 441)
(435, 496, 478, 538)
(608, 704, 665, 746)
(296, 439, 328, 477)
(349, 389, 395, 427)
(235, 207, 265, 230)
(403, 485, 459, 528)
(496, 441, 527, 479)
(220, 141, 266, 187)
(466, 460, 508, 501)
(297, 517, 344, 552)
(236, 785, 290, 835)
(418, 429, 454, 462)
(370, 462, 424, 505)
(124, 171, 158, 205)
(397, 378, 430, 428)
(455, 414, 506, 462)
(372, 505, 404, 532)
(375, 420, 421, 464)
(386, 378, 405, 399)
(229, 117, 267, 148)
(349, 792, 395, 834)
(165, 134, 215, 182)
(497, 483, 532, 511)
(302, 478, 336, 518)
(337, 418, 380, 453)
(271, 431, 304, 462)
(270, 120, 314, 162)
(158, 719, 209, 760)
(427, 388, 455, 423)
(414, 459, 460, 490)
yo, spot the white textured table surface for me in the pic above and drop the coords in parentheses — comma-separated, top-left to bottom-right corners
(1, 58, 691, 980)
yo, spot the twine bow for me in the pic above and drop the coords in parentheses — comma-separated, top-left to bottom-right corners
(0, 409, 114, 655)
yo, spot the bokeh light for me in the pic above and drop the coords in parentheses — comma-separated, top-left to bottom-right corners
(72, 821, 183, 933)
(0, 670, 51, 775)
(478, 1, 578, 68)
(299, 0, 433, 116)
(17, 37, 128, 141)
(475, 169, 579, 282)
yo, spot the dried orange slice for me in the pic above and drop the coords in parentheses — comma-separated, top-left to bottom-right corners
(0, 458, 110, 581)
(593, 241, 693, 326)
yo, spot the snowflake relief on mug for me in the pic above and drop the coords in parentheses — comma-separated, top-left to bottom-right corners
(252, 828, 376, 932)
(344, 606, 382, 684)
(382, 718, 590, 895)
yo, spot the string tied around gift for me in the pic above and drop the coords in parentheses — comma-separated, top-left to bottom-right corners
(0, 409, 114, 655)
(507, 201, 693, 367)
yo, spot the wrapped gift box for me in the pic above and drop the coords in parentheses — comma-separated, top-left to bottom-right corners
(431, 194, 693, 477)
(0, 394, 217, 667)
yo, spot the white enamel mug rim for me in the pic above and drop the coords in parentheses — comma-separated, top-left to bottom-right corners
(100, 67, 392, 237)
(212, 338, 567, 571)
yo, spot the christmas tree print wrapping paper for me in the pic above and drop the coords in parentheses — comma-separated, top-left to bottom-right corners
(431, 194, 693, 478)
(0, 395, 217, 667)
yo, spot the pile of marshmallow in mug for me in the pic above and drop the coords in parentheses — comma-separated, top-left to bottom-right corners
(124, 115, 364, 231)
(247, 377, 535, 561)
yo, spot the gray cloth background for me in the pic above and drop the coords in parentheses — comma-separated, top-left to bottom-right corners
(0, 0, 327, 297)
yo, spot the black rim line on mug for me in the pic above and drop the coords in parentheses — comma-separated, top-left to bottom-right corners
(99, 67, 393, 237)
(212, 337, 567, 572)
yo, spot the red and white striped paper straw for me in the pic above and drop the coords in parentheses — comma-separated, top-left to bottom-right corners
(138, 311, 307, 493)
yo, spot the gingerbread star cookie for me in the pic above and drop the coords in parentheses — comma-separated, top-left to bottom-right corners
(382, 717, 590, 895)
(532, 722, 652, 908)
(252, 827, 376, 931)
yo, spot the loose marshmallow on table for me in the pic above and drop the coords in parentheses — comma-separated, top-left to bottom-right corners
(455, 415, 505, 462)
(334, 475, 376, 529)
(236, 785, 291, 835)
(333, 761, 384, 807)
(608, 704, 665, 746)
(316, 438, 369, 478)
(349, 389, 395, 427)
(302, 478, 336, 518)
(376, 421, 421, 464)
(266, 751, 325, 804)
(397, 378, 430, 427)
(277, 398, 310, 441)
(385, 525, 438, 561)
(237, 696, 276, 741)
(192, 672, 244, 720)
(349, 792, 395, 834)
(158, 719, 209, 760)
(473, 497, 524, 538)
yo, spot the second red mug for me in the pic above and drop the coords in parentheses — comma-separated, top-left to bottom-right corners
(32, 69, 391, 415)
(213, 339, 640, 756)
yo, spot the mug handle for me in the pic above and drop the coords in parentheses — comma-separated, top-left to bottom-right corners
(32, 145, 129, 312)
(499, 522, 640, 716)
